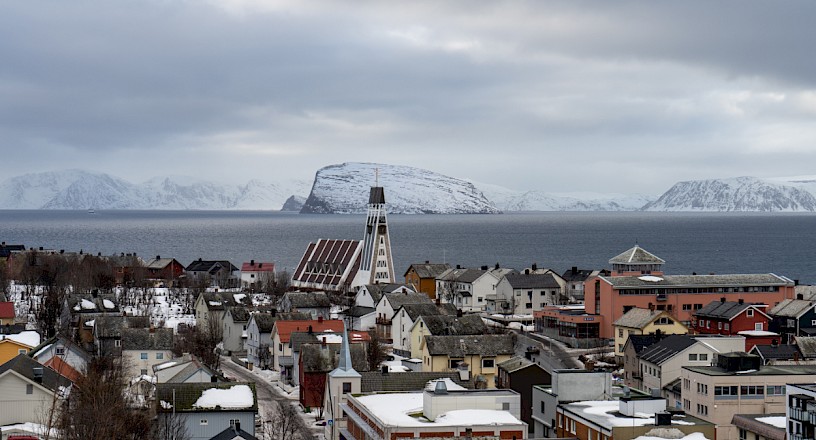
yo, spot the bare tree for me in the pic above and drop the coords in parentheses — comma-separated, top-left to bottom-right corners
(367, 329, 387, 372)
(265, 400, 308, 440)
(173, 323, 222, 371)
(155, 410, 191, 440)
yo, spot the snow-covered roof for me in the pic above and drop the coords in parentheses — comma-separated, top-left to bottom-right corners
(0, 330, 41, 348)
(353, 393, 523, 427)
(561, 400, 694, 429)
(193, 384, 254, 410)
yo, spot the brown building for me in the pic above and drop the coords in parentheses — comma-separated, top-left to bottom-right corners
(496, 357, 551, 432)
(404, 262, 451, 299)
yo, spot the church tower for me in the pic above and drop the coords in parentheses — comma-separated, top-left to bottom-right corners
(359, 186, 395, 284)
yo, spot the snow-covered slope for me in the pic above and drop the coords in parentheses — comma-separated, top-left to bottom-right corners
(0, 170, 312, 210)
(473, 181, 653, 211)
(643, 176, 816, 212)
(300, 163, 500, 214)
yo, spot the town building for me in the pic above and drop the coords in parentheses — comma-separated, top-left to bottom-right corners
(0, 301, 15, 325)
(245, 313, 276, 369)
(0, 331, 39, 365)
(193, 292, 237, 334)
(787, 383, 816, 440)
(279, 291, 332, 320)
(374, 291, 433, 342)
(0, 354, 72, 427)
(420, 334, 515, 388)
(489, 271, 562, 316)
(239, 260, 275, 290)
(408, 314, 487, 359)
(681, 352, 816, 439)
(612, 307, 688, 360)
(749, 342, 806, 364)
(391, 302, 457, 357)
(404, 262, 451, 299)
(731, 413, 786, 440)
(270, 318, 345, 381)
(561, 267, 605, 304)
(693, 299, 771, 335)
(143, 256, 185, 285)
(533, 369, 615, 439)
(534, 305, 604, 348)
(298, 339, 369, 410)
(121, 327, 174, 378)
(185, 259, 239, 288)
(621, 334, 663, 390)
(153, 354, 221, 384)
(768, 297, 816, 343)
(436, 267, 500, 313)
(222, 306, 250, 355)
(155, 382, 257, 440)
(496, 356, 551, 432)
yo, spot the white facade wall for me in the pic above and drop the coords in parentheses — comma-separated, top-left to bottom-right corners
(0, 372, 60, 427)
(123, 349, 173, 378)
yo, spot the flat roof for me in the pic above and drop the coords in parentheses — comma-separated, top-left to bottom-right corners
(684, 364, 816, 376)
(560, 400, 710, 430)
(600, 273, 793, 288)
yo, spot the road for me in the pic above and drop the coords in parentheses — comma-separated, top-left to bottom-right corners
(514, 331, 583, 372)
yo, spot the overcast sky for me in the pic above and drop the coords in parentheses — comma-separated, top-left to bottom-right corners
(2, 1, 815, 195)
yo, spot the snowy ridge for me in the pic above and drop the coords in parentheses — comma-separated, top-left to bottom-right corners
(476, 183, 654, 212)
(300, 162, 500, 214)
(0, 170, 312, 210)
(643, 176, 816, 212)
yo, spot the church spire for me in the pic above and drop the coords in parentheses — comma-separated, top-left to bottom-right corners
(329, 322, 361, 378)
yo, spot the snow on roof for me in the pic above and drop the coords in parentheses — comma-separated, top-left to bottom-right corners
(103, 299, 115, 309)
(633, 432, 710, 440)
(209, 301, 222, 306)
(755, 416, 786, 428)
(565, 401, 693, 428)
(81, 299, 96, 309)
(354, 393, 522, 427)
(85, 320, 95, 327)
(738, 330, 779, 337)
(0, 422, 60, 438)
(193, 384, 254, 410)
(155, 361, 178, 371)
(424, 378, 468, 392)
(638, 275, 664, 282)
(318, 334, 343, 344)
(0, 330, 41, 347)
(233, 293, 246, 303)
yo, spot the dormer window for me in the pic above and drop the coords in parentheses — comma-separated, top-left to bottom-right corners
(746, 309, 754, 317)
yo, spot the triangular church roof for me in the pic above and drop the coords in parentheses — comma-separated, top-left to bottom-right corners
(609, 245, 665, 265)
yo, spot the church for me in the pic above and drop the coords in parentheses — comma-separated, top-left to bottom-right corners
(291, 186, 395, 294)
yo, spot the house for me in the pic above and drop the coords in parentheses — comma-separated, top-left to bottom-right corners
(0, 330, 40, 365)
(436, 267, 499, 313)
(408, 314, 487, 359)
(153, 354, 221, 384)
(185, 259, 239, 288)
(143, 256, 185, 285)
(768, 298, 816, 343)
(240, 260, 275, 290)
(496, 356, 551, 432)
(0, 301, 15, 325)
(93, 315, 150, 357)
(693, 299, 771, 338)
(339, 387, 528, 440)
(622, 334, 664, 390)
(749, 342, 807, 364)
(561, 267, 603, 304)
(155, 382, 257, 440)
(222, 306, 250, 355)
(29, 333, 92, 378)
(193, 292, 237, 334)
(404, 262, 451, 299)
(578, 245, 796, 339)
(354, 283, 413, 308)
(279, 291, 332, 320)
(121, 327, 174, 378)
(681, 352, 816, 439)
(532, 369, 614, 439)
(391, 302, 457, 357)
(374, 291, 433, 341)
(420, 334, 516, 388)
(298, 340, 369, 410)
(786, 383, 816, 440)
(210, 425, 258, 440)
(245, 313, 276, 369)
(291, 330, 370, 387)
(731, 414, 786, 440)
(633, 334, 745, 396)
(270, 318, 344, 381)
(0, 354, 72, 427)
(612, 307, 688, 360)
(490, 272, 562, 315)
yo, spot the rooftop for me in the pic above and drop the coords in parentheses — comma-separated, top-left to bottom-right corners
(768, 299, 814, 317)
(502, 272, 561, 289)
(156, 382, 257, 412)
(600, 273, 793, 288)
(560, 400, 707, 430)
(638, 335, 697, 365)
(424, 334, 515, 357)
(609, 245, 665, 265)
(613, 308, 664, 329)
(406, 263, 452, 279)
(694, 300, 766, 320)
(684, 363, 816, 376)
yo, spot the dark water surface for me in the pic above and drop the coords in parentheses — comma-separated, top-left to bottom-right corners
(1, 210, 814, 283)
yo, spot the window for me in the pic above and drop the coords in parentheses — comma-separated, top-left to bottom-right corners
(114, 339, 121, 347)
(502, 402, 510, 410)
(141, 369, 148, 375)
(618, 344, 623, 352)
(717, 322, 722, 329)
(683, 379, 690, 389)
(694, 304, 703, 310)
(619, 329, 624, 338)
(741, 385, 764, 396)
(699, 354, 708, 361)
(200, 419, 208, 426)
(683, 304, 692, 311)
(482, 359, 495, 368)
(558, 415, 563, 428)
(697, 383, 708, 394)
(230, 419, 240, 427)
(755, 323, 764, 331)
(525, 303, 532, 309)
(55, 347, 66, 356)
(683, 399, 690, 410)
(278, 343, 283, 351)
(449, 359, 463, 369)
(715, 386, 738, 396)
(569, 419, 576, 434)
(140, 353, 148, 360)
(541, 401, 545, 413)
(156, 353, 164, 360)
(689, 354, 698, 361)
(767, 385, 784, 395)
(724, 323, 730, 331)
(696, 404, 708, 416)
(739, 428, 747, 440)
(26, 384, 33, 394)
(342, 382, 352, 393)
(18, 349, 27, 354)
(747, 309, 754, 317)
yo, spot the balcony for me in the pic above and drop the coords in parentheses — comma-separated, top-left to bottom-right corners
(790, 407, 816, 425)
(375, 317, 392, 326)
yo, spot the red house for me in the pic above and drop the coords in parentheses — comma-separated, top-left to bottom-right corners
(143, 256, 185, 285)
(693, 299, 775, 350)
(298, 341, 368, 410)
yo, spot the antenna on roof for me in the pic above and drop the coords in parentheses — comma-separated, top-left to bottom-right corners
(375, 167, 379, 187)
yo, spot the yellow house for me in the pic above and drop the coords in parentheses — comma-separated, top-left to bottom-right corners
(0, 339, 34, 366)
(613, 308, 688, 361)
(420, 334, 515, 388)
(408, 314, 488, 360)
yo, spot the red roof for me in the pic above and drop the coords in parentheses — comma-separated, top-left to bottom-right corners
(275, 319, 345, 343)
(241, 262, 276, 272)
(44, 356, 82, 383)
(0, 302, 14, 319)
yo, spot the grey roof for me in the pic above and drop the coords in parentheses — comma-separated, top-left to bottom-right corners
(416, 314, 487, 336)
(497, 356, 542, 374)
(685, 363, 816, 376)
(299, 343, 369, 373)
(424, 334, 515, 357)
(406, 263, 452, 279)
(0, 354, 73, 391)
(456, 269, 489, 284)
(502, 273, 560, 289)
(199, 292, 236, 311)
(186, 259, 238, 273)
(613, 308, 663, 329)
(283, 291, 331, 308)
(290, 332, 320, 352)
(750, 344, 801, 361)
(228, 307, 251, 323)
(166, 360, 218, 383)
(797, 336, 816, 358)
(210, 427, 257, 440)
(638, 334, 697, 365)
(121, 328, 174, 351)
(383, 291, 433, 309)
(561, 268, 597, 282)
(362, 283, 412, 305)
(360, 371, 474, 393)
(251, 313, 277, 333)
(769, 299, 814, 318)
(626, 334, 664, 355)
(29, 334, 92, 363)
(731, 414, 785, 440)
(145, 258, 178, 270)
(694, 301, 765, 320)
(608, 245, 665, 264)
(436, 268, 468, 282)
(94, 315, 126, 338)
(397, 303, 458, 321)
(600, 273, 793, 288)
(155, 382, 257, 412)
(343, 306, 376, 318)
(797, 285, 816, 301)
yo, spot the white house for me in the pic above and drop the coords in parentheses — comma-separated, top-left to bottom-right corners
(121, 328, 175, 378)
(490, 272, 563, 315)
(0, 354, 72, 427)
(222, 307, 250, 355)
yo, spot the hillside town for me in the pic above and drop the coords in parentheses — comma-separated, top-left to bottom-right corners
(1, 187, 815, 440)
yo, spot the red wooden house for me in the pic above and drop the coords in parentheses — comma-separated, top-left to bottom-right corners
(693, 299, 776, 350)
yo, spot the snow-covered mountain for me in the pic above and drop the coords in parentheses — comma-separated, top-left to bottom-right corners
(475, 181, 654, 212)
(0, 170, 312, 210)
(300, 163, 500, 214)
(642, 176, 816, 212)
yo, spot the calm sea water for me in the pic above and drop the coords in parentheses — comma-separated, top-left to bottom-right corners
(1, 210, 815, 284)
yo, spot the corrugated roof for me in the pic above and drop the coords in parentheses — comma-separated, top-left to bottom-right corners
(796, 336, 816, 358)
(601, 273, 793, 288)
(416, 314, 487, 336)
(292, 239, 363, 290)
(0, 301, 15, 318)
(122, 328, 174, 351)
(274, 319, 344, 343)
(383, 291, 433, 310)
(769, 299, 813, 318)
(608, 245, 665, 265)
(694, 301, 767, 320)
(360, 371, 474, 392)
(240, 261, 275, 272)
(424, 334, 515, 357)
(0, 354, 73, 391)
(283, 291, 331, 308)
(502, 273, 561, 289)
(750, 344, 801, 361)
(497, 356, 544, 374)
(405, 263, 452, 279)
(613, 308, 663, 329)
(638, 334, 697, 365)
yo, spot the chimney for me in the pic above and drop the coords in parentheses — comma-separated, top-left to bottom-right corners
(156, 255, 160, 260)
(797, 293, 804, 300)
(321, 336, 327, 346)
(648, 303, 654, 311)
(308, 325, 313, 334)
(251, 259, 255, 266)
(531, 263, 537, 272)
(381, 365, 388, 375)
(456, 264, 461, 269)
(738, 299, 744, 304)
(270, 309, 276, 317)
(720, 297, 726, 303)
(795, 279, 800, 286)
(435, 298, 440, 306)
(572, 266, 578, 274)
(317, 316, 323, 323)
(524, 269, 530, 275)
(692, 272, 696, 275)
(425, 260, 429, 264)
(211, 375, 217, 382)
(771, 339, 779, 347)
(234, 421, 240, 433)
(495, 262, 500, 270)
(60, 249, 64, 254)
(481, 265, 488, 271)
